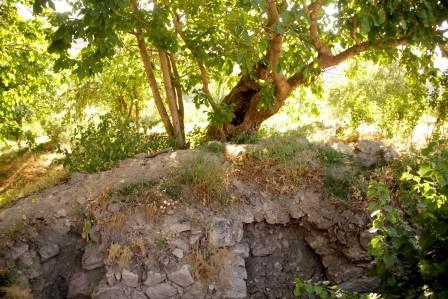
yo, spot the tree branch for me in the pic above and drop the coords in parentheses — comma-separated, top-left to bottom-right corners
(287, 37, 408, 89)
(265, 0, 291, 96)
(306, 0, 332, 58)
(129, 0, 175, 137)
(163, 0, 218, 110)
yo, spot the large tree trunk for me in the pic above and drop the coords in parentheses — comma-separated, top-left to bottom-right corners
(208, 76, 289, 140)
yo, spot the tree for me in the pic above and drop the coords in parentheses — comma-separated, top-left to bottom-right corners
(36, 0, 448, 142)
(0, 0, 61, 144)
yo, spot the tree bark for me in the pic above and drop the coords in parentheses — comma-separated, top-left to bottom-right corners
(130, 0, 175, 138)
(158, 49, 186, 147)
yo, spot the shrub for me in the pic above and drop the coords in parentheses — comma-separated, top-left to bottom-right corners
(63, 114, 171, 172)
(293, 278, 377, 299)
(367, 140, 448, 298)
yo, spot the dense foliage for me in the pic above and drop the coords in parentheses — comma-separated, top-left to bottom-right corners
(329, 60, 428, 138)
(368, 141, 448, 298)
(63, 115, 170, 172)
(32, 0, 447, 140)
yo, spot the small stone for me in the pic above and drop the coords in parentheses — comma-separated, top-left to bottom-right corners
(145, 283, 177, 299)
(114, 272, 122, 281)
(172, 248, 184, 259)
(39, 243, 60, 262)
(184, 282, 205, 299)
(223, 277, 247, 299)
(106, 271, 116, 286)
(167, 265, 194, 287)
(122, 269, 139, 288)
(143, 271, 166, 286)
(231, 243, 249, 258)
(209, 217, 243, 247)
(56, 208, 67, 218)
(82, 244, 105, 270)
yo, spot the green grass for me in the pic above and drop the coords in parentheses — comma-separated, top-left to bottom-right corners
(176, 156, 229, 205)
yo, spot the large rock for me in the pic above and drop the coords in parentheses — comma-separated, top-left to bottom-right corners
(82, 243, 105, 270)
(145, 283, 178, 298)
(38, 243, 60, 262)
(122, 269, 139, 288)
(209, 217, 243, 247)
(167, 265, 194, 287)
(144, 271, 166, 286)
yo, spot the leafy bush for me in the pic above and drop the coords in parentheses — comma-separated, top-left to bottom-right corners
(294, 278, 377, 299)
(63, 114, 171, 172)
(367, 140, 448, 298)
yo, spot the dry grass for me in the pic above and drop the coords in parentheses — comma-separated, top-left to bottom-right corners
(0, 149, 67, 208)
(107, 243, 134, 267)
(183, 242, 232, 285)
(234, 145, 324, 194)
(173, 156, 230, 205)
(0, 286, 32, 299)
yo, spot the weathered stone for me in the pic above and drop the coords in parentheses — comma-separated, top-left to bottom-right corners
(20, 250, 41, 279)
(122, 269, 139, 288)
(114, 271, 122, 281)
(356, 140, 383, 154)
(251, 240, 276, 257)
(189, 232, 202, 246)
(265, 206, 290, 225)
(231, 243, 249, 258)
(162, 216, 191, 234)
(167, 265, 194, 287)
(82, 244, 105, 270)
(183, 282, 205, 299)
(145, 283, 177, 298)
(143, 271, 166, 286)
(171, 239, 190, 251)
(223, 277, 247, 299)
(7, 243, 29, 261)
(67, 272, 90, 298)
(172, 248, 183, 259)
(92, 283, 125, 299)
(331, 143, 354, 156)
(131, 290, 147, 299)
(209, 217, 243, 247)
(56, 208, 67, 218)
(38, 243, 60, 262)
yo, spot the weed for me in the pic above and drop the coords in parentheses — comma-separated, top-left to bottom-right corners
(205, 142, 226, 153)
(174, 157, 229, 205)
(154, 235, 167, 249)
(81, 219, 92, 242)
(131, 236, 148, 256)
(256, 136, 310, 161)
(317, 146, 347, 165)
(230, 132, 259, 144)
